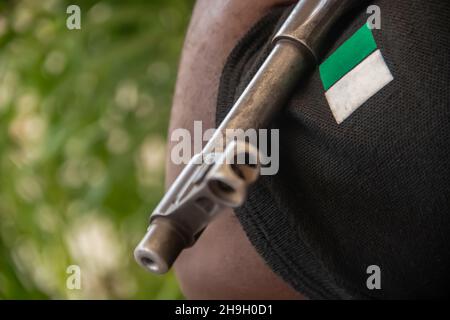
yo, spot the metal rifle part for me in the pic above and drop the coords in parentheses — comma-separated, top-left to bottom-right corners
(135, 0, 358, 274)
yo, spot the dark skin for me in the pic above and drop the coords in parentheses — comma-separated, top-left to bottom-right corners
(166, 0, 305, 299)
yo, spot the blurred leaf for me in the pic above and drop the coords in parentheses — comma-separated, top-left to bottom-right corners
(0, 0, 194, 299)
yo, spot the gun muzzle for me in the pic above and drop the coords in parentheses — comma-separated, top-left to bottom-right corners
(134, 218, 188, 274)
(135, 0, 361, 274)
(135, 142, 261, 273)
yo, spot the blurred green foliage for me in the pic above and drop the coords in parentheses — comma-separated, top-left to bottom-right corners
(0, 0, 194, 299)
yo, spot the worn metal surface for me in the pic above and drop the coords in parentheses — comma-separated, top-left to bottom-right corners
(273, 0, 358, 61)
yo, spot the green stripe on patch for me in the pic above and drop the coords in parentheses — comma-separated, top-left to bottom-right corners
(319, 24, 377, 91)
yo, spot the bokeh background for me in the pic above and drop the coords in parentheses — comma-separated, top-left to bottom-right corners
(0, 0, 194, 299)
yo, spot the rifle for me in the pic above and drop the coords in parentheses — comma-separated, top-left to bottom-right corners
(135, 0, 359, 274)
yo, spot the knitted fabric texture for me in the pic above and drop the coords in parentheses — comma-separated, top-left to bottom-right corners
(216, 1, 450, 299)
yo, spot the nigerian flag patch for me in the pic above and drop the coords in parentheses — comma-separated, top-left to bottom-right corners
(319, 24, 394, 124)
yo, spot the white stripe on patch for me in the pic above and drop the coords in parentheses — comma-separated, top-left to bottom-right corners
(325, 50, 394, 124)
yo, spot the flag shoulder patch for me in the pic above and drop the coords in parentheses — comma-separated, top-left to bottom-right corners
(319, 24, 393, 124)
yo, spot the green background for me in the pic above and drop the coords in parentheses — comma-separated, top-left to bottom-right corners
(0, 0, 194, 299)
